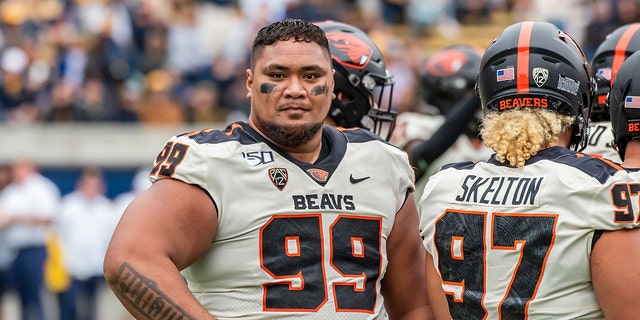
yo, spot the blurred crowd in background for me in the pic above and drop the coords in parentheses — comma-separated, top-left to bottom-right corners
(0, 0, 637, 126)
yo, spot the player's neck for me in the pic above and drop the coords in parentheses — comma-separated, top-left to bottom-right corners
(281, 132, 324, 163)
(622, 142, 640, 169)
(249, 119, 324, 163)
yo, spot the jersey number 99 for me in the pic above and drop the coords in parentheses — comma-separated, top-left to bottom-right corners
(260, 214, 382, 313)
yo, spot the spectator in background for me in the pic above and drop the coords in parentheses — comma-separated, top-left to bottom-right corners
(165, 0, 218, 77)
(583, 0, 620, 59)
(381, 0, 408, 25)
(113, 166, 152, 219)
(372, 29, 419, 114)
(285, 0, 342, 22)
(43, 79, 91, 122)
(0, 163, 14, 318)
(0, 46, 33, 123)
(184, 81, 228, 124)
(77, 77, 116, 121)
(0, 159, 61, 320)
(111, 77, 144, 123)
(129, 0, 170, 74)
(55, 166, 119, 320)
(614, 0, 640, 28)
(137, 68, 185, 124)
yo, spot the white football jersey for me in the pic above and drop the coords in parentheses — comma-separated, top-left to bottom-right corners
(584, 121, 621, 163)
(419, 146, 639, 319)
(390, 111, 444, 149)
(149, 122, 414, 319)
(390, 111, 493, 200)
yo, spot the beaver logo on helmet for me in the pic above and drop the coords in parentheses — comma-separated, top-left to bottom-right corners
(324, 31, 373, 70)
(425, 49, 468, 77)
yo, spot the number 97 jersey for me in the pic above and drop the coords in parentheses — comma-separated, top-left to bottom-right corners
(418, 147, 639, 319)
(149, 122, 415, 319)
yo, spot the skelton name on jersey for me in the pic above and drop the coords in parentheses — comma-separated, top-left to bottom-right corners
(454, 175, 544, 206)
(292, 193, 355, 210)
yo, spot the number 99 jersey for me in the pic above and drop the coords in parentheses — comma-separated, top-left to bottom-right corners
(418, 146, 639, 319)
(149, 122, 415, 319)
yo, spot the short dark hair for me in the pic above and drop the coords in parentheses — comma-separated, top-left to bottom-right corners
(250, 18, 330, 71)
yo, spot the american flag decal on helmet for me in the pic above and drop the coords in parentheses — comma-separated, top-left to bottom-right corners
(269, 168, 288, 191)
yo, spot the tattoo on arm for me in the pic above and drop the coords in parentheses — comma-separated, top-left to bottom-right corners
(114, 262, 197, 320)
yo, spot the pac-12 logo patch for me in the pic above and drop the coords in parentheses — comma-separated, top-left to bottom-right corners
(269, 168, 288, 191)
(533, 67, 548, 87)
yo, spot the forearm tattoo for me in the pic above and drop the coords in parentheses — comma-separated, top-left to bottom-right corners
(114, 262, 196, 320)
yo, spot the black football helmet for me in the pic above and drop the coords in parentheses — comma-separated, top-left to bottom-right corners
(419, 44, 483, 115)
(609, 51, 640, 160)
(476, 21, 594, 151)
(315, 20, 396, 141)
(590, 23, 640, 122)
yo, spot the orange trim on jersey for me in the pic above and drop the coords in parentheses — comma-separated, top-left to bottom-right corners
(335, 126, 360, 132)
(491, 212, 558, 319)
(611, 24, 640, 85)
(436, 209, 488, 316)
(330, 214, 382, 314)
(598, 157, 625, 171)
(517, 21, 535, 94)
(579, 153, 625, 171)
(451, 236, 464, 260)
(225, 123, 244, 136)
(184, 128, 213, 137)
(351, 237, 365, 258)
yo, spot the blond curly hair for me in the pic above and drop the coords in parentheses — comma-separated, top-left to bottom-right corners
(480, 108, 574, 168)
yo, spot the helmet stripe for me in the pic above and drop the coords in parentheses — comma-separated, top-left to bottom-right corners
(611, 23, 640, 85)
(517, 21, 535, 94)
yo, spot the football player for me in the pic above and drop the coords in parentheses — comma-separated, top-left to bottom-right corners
(610, 50, 640, 169)
(390, 44, 493, 196)
(103, 18, 433, 319)
(315, 20, 397, 141)
(586, 22, 640, 162)
(420, 21, 640, 319)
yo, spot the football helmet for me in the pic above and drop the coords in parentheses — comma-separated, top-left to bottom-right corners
(315, 20, 396, 141)
(476, 21, 594, 151)
(590, 23, 640, 122)
(419, 44, 483, 115)
(609, 51, 640, 160)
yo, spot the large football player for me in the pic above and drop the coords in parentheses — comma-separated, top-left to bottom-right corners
(586, 22, 640, 162)
(390, 44, 493, 195)
(315, 20, 397, 141)
(104, 19, 432, 319)
(420, 21, 640, 319)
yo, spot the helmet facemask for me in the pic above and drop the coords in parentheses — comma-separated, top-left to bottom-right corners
(317, 20, 398, 141)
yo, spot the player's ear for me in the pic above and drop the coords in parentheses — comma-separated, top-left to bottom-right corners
(246, 69, 253, 99)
